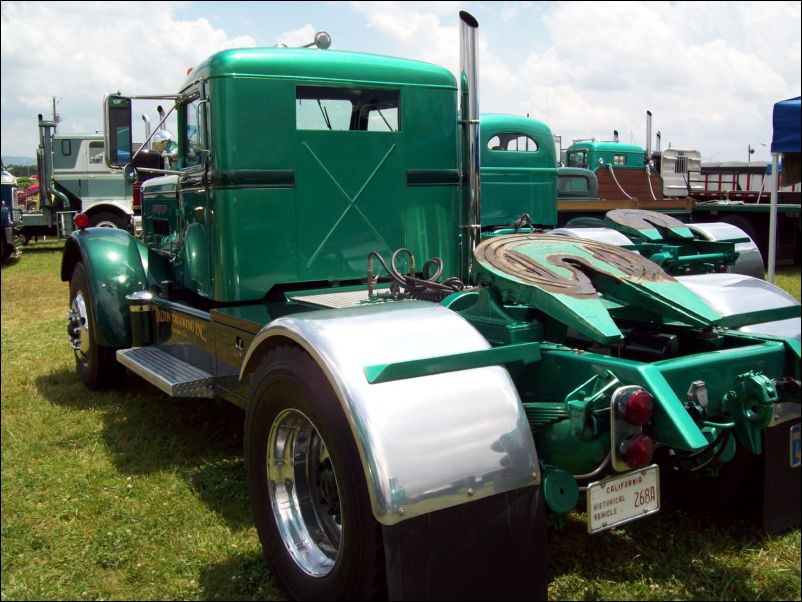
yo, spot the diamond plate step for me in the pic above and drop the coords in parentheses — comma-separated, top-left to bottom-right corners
(117, 347, 214, 398)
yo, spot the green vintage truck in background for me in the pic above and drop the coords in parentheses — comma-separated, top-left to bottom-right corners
(61, 12, 800, 601)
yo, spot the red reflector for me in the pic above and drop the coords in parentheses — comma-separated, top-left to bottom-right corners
(684, 267, 694, 275)
(617, 388, 654, 426)
(74, 213, 90, 229)
(620, 434, 654, 469)
(133, 183, 142, 210)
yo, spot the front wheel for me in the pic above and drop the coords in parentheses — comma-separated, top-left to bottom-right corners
(68, 262, 124, 389)
(245, 346, 385, 601)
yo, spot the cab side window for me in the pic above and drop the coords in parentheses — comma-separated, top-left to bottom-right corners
(88, 141, 106, 170)
(487, 134, 538, 152)
(567, 150, 587, 168)
(183, 97, 205, 167)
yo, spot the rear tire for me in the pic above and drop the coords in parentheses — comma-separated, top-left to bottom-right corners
(245, 346, 385, 601)
(68, 262, 125, 389)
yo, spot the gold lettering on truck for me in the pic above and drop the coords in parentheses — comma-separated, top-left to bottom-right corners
(156, 308, 207, 342)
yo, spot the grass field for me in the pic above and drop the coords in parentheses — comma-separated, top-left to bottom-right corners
(2, 240, 800, 601)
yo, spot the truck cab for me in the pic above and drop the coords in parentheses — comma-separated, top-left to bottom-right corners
(51, 133, 136, 230)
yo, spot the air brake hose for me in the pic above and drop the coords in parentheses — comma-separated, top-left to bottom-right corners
(607, 163, 634, 201)
(645, 164, 658, 200)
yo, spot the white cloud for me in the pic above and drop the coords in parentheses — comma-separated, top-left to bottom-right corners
(1, 1, 799, 164)
(1, 1, 255, 157)
(276, 24, 319, 47)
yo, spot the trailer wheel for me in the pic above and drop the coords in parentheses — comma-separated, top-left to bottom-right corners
(68, 262, 124, 389)
(88, 211, 126, 229)
(245, 346, 385, 601)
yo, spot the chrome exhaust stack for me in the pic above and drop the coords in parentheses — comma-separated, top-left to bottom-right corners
(459, 10, 480, 278)
(646, 110, 653, 160)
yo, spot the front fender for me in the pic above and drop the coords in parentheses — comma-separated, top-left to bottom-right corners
(61, 228, 149, 348)
(241, 301, 540, 525)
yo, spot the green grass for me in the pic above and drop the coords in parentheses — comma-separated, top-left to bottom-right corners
(2, 241, 800, 601)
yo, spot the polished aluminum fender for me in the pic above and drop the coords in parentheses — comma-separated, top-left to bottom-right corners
(687, 222, 764, 280)
(677, 273, 801, 341)
(240, 300, 540, 525)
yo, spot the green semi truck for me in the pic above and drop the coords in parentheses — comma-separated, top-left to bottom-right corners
(62, 12, 800, 600)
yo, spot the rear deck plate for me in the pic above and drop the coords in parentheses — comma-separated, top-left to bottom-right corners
(587, 465, 660, 533)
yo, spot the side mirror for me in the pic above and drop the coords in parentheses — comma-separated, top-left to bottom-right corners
(104, 94, 133, 168)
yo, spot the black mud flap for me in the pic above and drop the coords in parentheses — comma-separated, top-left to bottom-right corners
(658, 414, 800, 533)
(381, 485, 548, 601)
(760, 415, 801, 534)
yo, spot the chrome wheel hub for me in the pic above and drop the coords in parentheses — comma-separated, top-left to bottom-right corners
(68, 291, 90, 356)
(267, 408, 342, 577)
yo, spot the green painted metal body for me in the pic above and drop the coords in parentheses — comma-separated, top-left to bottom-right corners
(61, 228, 153, 347)
(180, 48, 462, 303)
(566, 141, 648, 172)
(480, 114, 558, 227)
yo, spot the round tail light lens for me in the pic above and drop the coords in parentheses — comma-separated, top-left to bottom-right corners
(619, 434, 654, 469)
(616, 387, 654, 426)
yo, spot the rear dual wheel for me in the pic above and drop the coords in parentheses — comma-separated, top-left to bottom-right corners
(245, 346, 385, 600)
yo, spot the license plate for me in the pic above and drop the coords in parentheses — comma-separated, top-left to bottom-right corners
(587, 464, 660, 534)
(791, 423, 801, 469)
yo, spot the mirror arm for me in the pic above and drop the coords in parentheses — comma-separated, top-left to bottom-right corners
(131, 104, 178, 163)
(135, 166, 183, 176)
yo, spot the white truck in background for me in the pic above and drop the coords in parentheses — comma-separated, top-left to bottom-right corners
(18, 116, 140, 242)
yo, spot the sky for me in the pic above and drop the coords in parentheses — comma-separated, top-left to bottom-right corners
(1, 1, 800, 164)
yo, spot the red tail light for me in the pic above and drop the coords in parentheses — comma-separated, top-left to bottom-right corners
(619, 434, 654, 468)
(615, 387, 654, 426)
(132, 183, 142, 211)
(74, 213, 90, 229)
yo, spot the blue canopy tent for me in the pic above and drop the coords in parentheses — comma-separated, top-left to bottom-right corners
(768, 96, 801, 281)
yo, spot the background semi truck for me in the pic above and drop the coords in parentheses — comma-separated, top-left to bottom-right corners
(60, 12, 800, 600)
(556, 111, 801, 268)
(15, 116, 139, 244)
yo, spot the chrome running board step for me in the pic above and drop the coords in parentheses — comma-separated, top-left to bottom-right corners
(117, 347, 214, 398)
